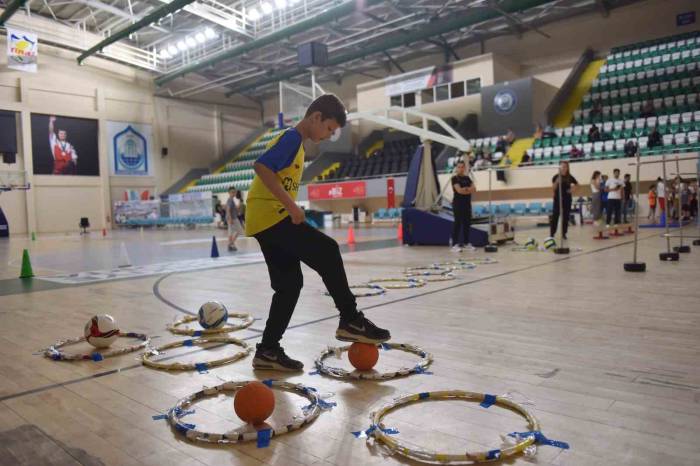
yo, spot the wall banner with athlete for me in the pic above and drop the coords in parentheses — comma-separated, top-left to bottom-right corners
(106, 121, 152, 176)
(30, 114, 100, 176)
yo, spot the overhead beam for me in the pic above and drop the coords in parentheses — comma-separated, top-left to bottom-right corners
(225, 0, 554, 96)
(77, 0, 196, 64)
(155, 0, 385, 87)
(383, 51, 405, 73)
(0, 0, 28, 26)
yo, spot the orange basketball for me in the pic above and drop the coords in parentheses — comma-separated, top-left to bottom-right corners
(234, 381, 275, 426)
(348, 342, 379, 371)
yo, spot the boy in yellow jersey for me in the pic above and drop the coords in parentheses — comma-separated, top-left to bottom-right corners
(247, 94, 390, 372)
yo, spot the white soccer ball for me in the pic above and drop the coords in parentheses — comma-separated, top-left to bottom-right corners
(84, 314, 120, 348)
(198, 301, 229, 329)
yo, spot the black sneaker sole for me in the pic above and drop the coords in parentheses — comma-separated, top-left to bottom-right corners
(252, 357, 303, 372)
(335, 329, 390, 344)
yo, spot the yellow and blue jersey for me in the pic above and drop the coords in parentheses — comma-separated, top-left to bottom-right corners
(245, 128, 305, 236)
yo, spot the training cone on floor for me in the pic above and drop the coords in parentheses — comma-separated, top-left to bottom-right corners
(118, 242, 131, 268)
(211, 236, 220, 258)
(347, 224, 356, 245)
(20, 249, 34, 279)
(31, 232, 36, 241)
(396, 221, 403, 242)
(102, 228, 107, 237)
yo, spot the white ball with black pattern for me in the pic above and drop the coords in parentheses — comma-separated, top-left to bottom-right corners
(84, 314, 120, 348)
(198, 301, 229, 329)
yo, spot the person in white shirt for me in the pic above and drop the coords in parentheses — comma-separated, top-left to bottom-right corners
(605, 168, 625, 226)
(656, 177, 666, 217)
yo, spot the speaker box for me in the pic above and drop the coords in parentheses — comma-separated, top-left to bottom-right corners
(161, 147, 168, 157)
(1, 152, 17, 164)
(297, 42, 328, 67)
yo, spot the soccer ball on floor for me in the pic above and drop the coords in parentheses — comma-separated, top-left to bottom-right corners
(524, 237, 538, 251)
(543, 237, 557, 250)
(198, 301, 229, 329)
(84, 314, 120, 348)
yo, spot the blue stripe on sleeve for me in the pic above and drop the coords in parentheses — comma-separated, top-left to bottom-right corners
(256, 129, 302, 173)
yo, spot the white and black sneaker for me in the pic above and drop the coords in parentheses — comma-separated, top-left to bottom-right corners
(463, 243, 477, 251)
(451, 244, 463, 253)
(252, 344, 304, 372)
(336, 312, 391, 344)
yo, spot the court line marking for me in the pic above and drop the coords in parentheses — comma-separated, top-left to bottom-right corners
(0, 233, 656, 403)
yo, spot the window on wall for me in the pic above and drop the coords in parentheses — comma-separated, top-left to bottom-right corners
(436, 84, 449, 101)
(466, 78, 481, 95)
(402, 92, 416, 107)
(450, 81, 465, 98)
(390, 95, 402, 107)
(421, 88, 434, 105)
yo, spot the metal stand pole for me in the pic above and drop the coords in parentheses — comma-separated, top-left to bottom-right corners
(660, 153, 679, 261)
(554, 164, 569, 254)
(624, 149, 646, 271)
(485, 167, 498, 252)
(673, 155, 691, 253)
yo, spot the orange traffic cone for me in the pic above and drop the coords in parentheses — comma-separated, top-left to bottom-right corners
(397, 221, 403, 242)
(102, 228, 107, 237)
(347, 224, 356, 245)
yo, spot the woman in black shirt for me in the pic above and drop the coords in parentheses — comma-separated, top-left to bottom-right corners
(550, 161, 578, 239)
(451, 160, 477, 250)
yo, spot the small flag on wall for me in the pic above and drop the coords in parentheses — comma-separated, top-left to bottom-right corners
(7, 28, 38, 73)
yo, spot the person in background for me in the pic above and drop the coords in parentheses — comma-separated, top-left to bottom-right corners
(505, 128, 515, 145)
(656, 176, 666, 220)
(605, 168, 624, 226)
(640, 100, 655, 118)
(534, 123, 544, 140)
(689, 190, 698, 219)
(590, 100, 603, 118)
(451, 160, 477, 252)
(590, 171, 603, 224)
(588, 123, 601, 142)
(521, 151, 531, 164)
(622, 173, 633, 223)
(543, 124, 557, 138)
(550, 161, 579, 240)
(648, 126, 662, 148)
(624, 139, 638, 158)
(235, 190, 246, 228)
(495, 136, 507, 154)
(647, 184, 657, 223)
(502, 153, 512, 166)
(214, 196, 226, 229)
(226, 187, 244, 251)
(600, 174, 609, 220)
(570, 145, 583, 159)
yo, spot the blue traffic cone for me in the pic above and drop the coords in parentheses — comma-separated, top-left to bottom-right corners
(211, 236, 220, 258)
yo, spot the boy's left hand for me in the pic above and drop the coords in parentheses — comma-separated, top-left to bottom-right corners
(289, 205, 306, 224)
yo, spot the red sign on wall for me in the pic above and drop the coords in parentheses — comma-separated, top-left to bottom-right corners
(387, 178, 395, 208)
(307, 181, 367, 200)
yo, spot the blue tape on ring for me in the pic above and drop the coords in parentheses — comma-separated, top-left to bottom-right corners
(380, 343, 392, 350)
(308, 370, 320, 376)
(192, 330, 202, 337)
(480, 394, 496, 408)
(418, 392, 430, 400)
(262, 379, 273, 388)
(174, 422, 196, 435)
(486, 449, 501, 460)
(91, 352, 104, 361)
(508, 431, 570, 449)
(413, 366, 433, 375)
(183, 339, 194, 347)
(194, 363, 208, 373)
(151, 414, 168, 420)
(257, 428, 272, 448)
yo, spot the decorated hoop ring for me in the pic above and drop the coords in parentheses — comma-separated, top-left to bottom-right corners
(166, 313, 254, 336)
(43, 332, 150, 361)
(457, 257, 498, 265)
(142, 336, 251, 372)
(167, 380, 325, 444)
(369, 390, 540, 463)
(326, 284, 386, 298)
(404, 266, 452, 275)
(433, 260, 478, 270)
(367, 277, 426, 289)
(404, 270, 456, 282)
(314, 342, 433, 380)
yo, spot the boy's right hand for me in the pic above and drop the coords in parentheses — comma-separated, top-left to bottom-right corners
(289, 204, 305, 224)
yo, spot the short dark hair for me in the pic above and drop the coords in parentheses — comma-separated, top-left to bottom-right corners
(456, 160, 466, 166)
(305, 94, 347, 127)
(613, 168, 620, 174)
(228, 186, 237, 192)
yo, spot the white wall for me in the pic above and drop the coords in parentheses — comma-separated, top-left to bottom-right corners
(0, 38, 260, 234)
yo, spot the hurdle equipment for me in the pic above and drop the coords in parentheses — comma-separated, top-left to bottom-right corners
(142, 336, 251, 372)
(314, 342, 433, 380)
(167, 313, 254, 336)
(167, 380, 329, 445)
(43, 332, 150, 361)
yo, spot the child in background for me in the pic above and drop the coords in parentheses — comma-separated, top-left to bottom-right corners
(647, 185, 657, 223)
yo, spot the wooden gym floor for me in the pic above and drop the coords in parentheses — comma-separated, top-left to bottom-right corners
(0, 223, 699, 466)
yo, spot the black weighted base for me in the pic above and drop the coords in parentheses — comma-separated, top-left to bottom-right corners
(554, 247, 570, 255)
(659, 252, 679, 261)
(693, 239, 700, 246)
(673, 245, 691, 253)
(624, 262, 646, 272)
(484, 244, 498, 253)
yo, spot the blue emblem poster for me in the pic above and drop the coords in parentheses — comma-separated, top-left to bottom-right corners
(107, 121, 152, 176)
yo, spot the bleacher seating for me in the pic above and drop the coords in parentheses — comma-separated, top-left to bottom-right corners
(525, 31, 700, 165)
(327, 136, 420, 180)
(187, 127, 287, 194)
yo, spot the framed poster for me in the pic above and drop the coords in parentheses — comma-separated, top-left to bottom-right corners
(107, 121, 152, 176)
(31, 114, 99, 176)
